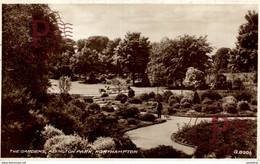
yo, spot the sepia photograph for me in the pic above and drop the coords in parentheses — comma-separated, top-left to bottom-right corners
(1, 1, 258, 159)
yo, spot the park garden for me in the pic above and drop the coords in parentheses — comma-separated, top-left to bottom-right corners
(2, 4, 258, 158)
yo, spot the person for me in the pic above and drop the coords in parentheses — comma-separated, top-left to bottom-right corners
(156, 102, 162, 118)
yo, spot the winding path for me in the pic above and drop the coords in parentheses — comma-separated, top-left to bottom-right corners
(125, 116, 256, 155)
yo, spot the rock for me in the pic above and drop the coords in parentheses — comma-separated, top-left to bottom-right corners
(221, 96, 238, 113)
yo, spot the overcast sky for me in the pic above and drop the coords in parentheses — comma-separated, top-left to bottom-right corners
(49, 4, 258, 55)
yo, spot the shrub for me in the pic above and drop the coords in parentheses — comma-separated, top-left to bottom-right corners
(202, 97, 212, 104)
(83, 96, 94, 103)
(128, 97, 142, 104)
(168, 94, 183, 103)
(115, 106, 140, 119)
(90, 137, 116, 150)
(87, 103, 101, 114)
(58, 76, 71, 94)
(101, 93, 109, 98)
(127, 118, 140, 125)
(138, 113, 156, 121)
(115, 93, 128, 103)
(180, 97, 192, 105)
(201, 101, 222, 114)
(101, 105, 115, 112)
(232, 78, 245, 90)
(182, 102, 192, 108)
(193, 91, 200, 104)
(70, 98, 86, 111)
(44, 134, 91, 158)
(251, 98, 257, 105)
(168, 107, 177, 115)
(139, 93, 150, 101)
(237, 101, 251, 111)
(201, 90, 222, 101)
(169, 99, 178, 106)
(162, 91, 173, 102)
(193, 104, 202, 112)
(172, 103, 181, 109)
(41, 125, 64, 140)
(142, 145, 190, 158)
(148, 92, 156, 99)
(234, 90, 253, 101)
(155, 94, 163, 102)
(221, 96, 238, 113)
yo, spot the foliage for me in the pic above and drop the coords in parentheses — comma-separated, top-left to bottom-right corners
(128, 97, 142, 104)
(70, 97, 87, 110)
(101, 105, 115, 112)
(175, 119, 257, 158)
(233, 90, 253, 102)
(234, 10, 258, 72)
(58, 76, 72, 94)
(87, 103, 101, 114)
(162, 90, 173, 102)
(77, 36, 109, 53)
(101, 93, 109, 97)
(83, 96, 94, 103)
(139, 93, 150, 101)
(169, 98, 178, 106)
(115, 105, 140, 119)
(115, 93, 128, 103)
(237, 101, 251, 111)
(182, 102, 192, 108)
(232, 78, 245, 90)
(44, 134, 91, 158)
(168, 107, 177, 115)
(168, 94, 183, 103)
(90, 137, 116, 150)
(82, 113, 119, 142)
(201, 90, 222, 101)
(138, 113, 156, 121)
(221, 96, 238, 113)
(127, 118, 141, 125)
(183, 67, 205, 89)
(142, 145, 190, 158)
(212, 47, 232, 73)
(114, 32, 150, 84)
(41, 125, 64, 140)
(148, 92, 156, 99)
(180, 97, 192, 105)
(154, 94, 163, 102)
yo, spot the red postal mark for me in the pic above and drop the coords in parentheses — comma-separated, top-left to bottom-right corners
(186, 101, 255, 158)
(7, 5, 73, 64)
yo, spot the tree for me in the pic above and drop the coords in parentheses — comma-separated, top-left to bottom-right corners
(212, 47, 231, 73)
(2, 4, 62, 156)
(77, 36, 109, 52)
(183, 67, 205, 90)
(114, 32, 150, 85)
(234, 10, 258, 72)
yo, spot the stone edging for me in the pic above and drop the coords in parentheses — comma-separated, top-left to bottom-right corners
(171, 133, 195, 148)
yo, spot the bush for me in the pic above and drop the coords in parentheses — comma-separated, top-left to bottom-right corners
(115, 106, 140, 119)
(172, 103, 181, 109)
(41, 125, 64, 140)
(127, 118, 140, 125)
(44, 134, 91, 158)
(168, 94, 183, 103)
(128, 97, 142, 104)
(201, 90, 222, 101)
(142, 145, 190, 158)
(139, 93, 150, 101)
(162, 91, 173, 102)
(90, 137, 116, 150)
(237, 101, 251, 111)
(115, 93, 128, 103)
(251, 98, 257, 105)
(182, 102, 192, 108)
(234, 90, 253, 101)
(101, 105, 115, 112)
(154, 94, 163, 102)
(180, 97, 192, 105)
(83, 96, 94, 103)
(232, 78, 245, 90)
(169, 99, 178, 106)
(101, 93, 109, 98)
(202, 97, 212, 104)
(58, 76, 71, 94)
(138, 113, 156, 121)
(168, 107, 177, 115)
(221, 96, 238, 113)
(70, 98, 86, 110)
(193, 104, 202, 112)
(87, 103, 101, 114)
(148, 92, 156, 99)
(193, 91, 200, 104)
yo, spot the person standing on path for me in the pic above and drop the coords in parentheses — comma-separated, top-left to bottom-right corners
(156, 102, 162, 118)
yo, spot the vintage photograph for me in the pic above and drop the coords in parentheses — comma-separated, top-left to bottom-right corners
(1, 3, 258, 159)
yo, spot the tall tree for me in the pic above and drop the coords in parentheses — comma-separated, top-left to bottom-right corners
(114, 32, 150, 85)
(212, 47, 231, 73)
(77, 36, 109, 52)
(166, 35, 213, 89)
(234, 10, 258, 72)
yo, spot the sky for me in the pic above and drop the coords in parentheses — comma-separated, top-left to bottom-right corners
(49, 4, 258, 55)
